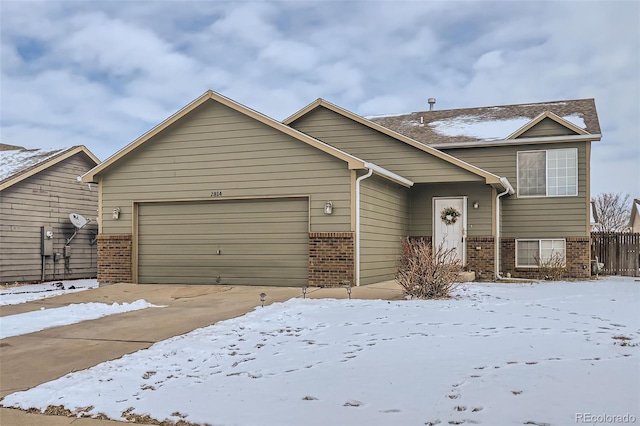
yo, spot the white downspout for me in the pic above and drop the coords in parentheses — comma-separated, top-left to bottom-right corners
(495, 177, 515, 280)
(355, 168, 374, 286)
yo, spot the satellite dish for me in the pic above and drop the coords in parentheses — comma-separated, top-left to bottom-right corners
(69, 213, 90, 229)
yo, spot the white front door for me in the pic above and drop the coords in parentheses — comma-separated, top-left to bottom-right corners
(433, 197, 467, 263)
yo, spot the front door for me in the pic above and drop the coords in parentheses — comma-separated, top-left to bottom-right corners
(433, 197, 466, 263)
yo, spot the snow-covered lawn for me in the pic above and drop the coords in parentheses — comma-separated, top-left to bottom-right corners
(2, 278, 639, 426)
(0, 279, 98, 306)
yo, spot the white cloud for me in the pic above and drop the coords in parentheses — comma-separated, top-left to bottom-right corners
(472, 50, 504, 70)
(0, 0, 638, 196)
(259, 40, 318, 72)
(209, 2, 279, 49)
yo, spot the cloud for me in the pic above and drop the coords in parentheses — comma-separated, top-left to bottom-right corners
(0, 0, 638, 195)
(258, 40, 319, 72)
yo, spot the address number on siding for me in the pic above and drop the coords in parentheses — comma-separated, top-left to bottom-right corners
(211, 191, 223, 197)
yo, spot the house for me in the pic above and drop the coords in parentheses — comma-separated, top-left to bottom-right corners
(629, 199, 640, 233)
(82, 91, 600, 286)
(366, 98, 600, 280)
(0, 144, 100, 284)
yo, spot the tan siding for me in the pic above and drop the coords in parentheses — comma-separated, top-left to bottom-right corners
(442, 142, 589, 238)
(99, 100, 352, 237)
(409, 183, 493, 237)
(290, 107, 483, 183)
(359, 174, 409, 284)
(517, 118, 578, 138)
(137, 199, 308, 286)
(0, 155, 98, 283)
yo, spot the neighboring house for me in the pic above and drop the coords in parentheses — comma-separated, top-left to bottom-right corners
(1, 144, 100, 284)
(629, 199, 640, 233)
(82, 91, 600, 286)
(590, 200, 600, 232)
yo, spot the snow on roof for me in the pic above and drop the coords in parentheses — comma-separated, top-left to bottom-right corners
(368, 99, 600, 146)
(428, 116, 532, 140)
(426, 112, 588, 140)
(0, 145, 68, 182)
(364, 112, 407, 119)
(561, 114, 586, 129)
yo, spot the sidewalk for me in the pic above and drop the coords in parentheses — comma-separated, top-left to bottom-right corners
(1, 281, 402, 425)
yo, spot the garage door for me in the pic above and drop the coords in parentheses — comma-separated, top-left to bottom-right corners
(137, 198, 309, 286)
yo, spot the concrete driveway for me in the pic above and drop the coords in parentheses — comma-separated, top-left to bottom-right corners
(0, 281, 402, 425)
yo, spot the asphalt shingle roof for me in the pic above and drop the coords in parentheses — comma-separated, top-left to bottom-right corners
(367, 99, 600, 146)
(0, 144, 69, 183)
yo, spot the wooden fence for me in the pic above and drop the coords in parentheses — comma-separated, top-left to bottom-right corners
(591, 232, 640, 277)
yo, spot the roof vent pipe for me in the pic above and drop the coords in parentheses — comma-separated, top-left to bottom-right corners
(428, 98, 436, 111)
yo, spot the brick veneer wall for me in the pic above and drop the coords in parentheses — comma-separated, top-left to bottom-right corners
(565, 237, 590, 279)
(97, 235, 132, 284)
(308, 232, 354, 287)
(466, 237, 495, 281)
(501, 239, 517, 277)
(501, 237, 590, 280)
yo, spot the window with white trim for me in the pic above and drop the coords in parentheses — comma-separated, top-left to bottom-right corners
(516, 239, 566, 267)
(517, 148, 577, 197)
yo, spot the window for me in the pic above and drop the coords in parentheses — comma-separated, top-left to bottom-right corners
(517, 148, 577, 197)
(516, 239, 566, 267)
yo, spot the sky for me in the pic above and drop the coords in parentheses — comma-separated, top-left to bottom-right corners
(1, 1, 638, 197)
(1, 278, 638, 425)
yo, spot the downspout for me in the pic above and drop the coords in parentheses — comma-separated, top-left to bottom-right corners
(355, 167, 374, 286)
(495, 177, 515, 280)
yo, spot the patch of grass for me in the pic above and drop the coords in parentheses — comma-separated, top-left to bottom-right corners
(142, 370, 157, 379)
(612, 335, 638, 347)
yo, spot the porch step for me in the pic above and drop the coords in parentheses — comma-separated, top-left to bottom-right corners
(458, 271, 476, 282)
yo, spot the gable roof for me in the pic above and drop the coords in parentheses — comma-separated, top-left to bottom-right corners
(367, 99, 601, 148)
(284, 98, 511, 188)
(0, 144, 100, 191)
(81, 91, 414, 188)
(506, 110, 589, 139)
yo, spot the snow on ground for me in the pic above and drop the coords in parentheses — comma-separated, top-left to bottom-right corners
(0, 300, 160, 339)
(0, 279, 98, 306)
(2, 278, 639, 426)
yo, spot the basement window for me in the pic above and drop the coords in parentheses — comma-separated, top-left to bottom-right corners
(516, 239, 566, 268)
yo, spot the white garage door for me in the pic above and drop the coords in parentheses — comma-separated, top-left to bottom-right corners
(137, 198, 309, 286)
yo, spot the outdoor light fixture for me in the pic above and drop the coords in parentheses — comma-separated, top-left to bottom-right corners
(302, 286, 308, 299)
(260, 292, 267, 307)
(324, 201, 333, 215)
(473, 201, 479, 209)
(112, 207, 121, 220)
(346, 286, 352, 299)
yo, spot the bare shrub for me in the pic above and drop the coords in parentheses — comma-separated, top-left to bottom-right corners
(396, 237, 463, 299)
(534, 252, 566, 280)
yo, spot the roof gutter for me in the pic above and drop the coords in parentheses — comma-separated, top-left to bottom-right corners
(495, 177, 515, 280)
(363, 162, 414, 187)
(429, 134, 602, 150)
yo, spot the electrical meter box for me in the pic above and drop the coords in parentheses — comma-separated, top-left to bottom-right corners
(41, 226, 54, 256)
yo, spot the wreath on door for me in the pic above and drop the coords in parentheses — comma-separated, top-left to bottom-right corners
(440, 207, 461, 225)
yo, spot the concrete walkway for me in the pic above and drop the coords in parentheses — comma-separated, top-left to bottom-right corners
(0, 281, 403, 425)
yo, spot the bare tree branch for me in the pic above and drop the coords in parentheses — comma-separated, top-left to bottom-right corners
(592, 192, 631, 233)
